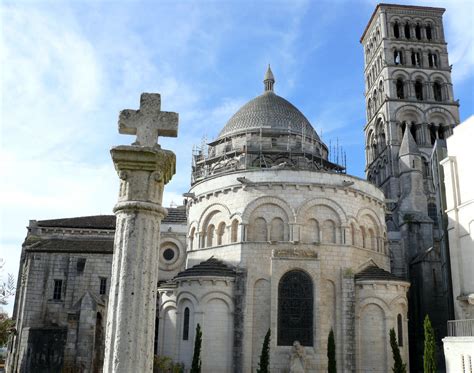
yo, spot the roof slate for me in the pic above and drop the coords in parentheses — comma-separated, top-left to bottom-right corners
(355, 265, 406, 282)
(37, 207, 186, 229)
(175, 257, 236, 279)
(25, 238, 114, 254)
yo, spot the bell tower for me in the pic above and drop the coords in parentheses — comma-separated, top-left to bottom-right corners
(361, 4, 460, 371)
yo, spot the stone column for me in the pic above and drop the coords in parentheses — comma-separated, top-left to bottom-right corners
(103, 93, 178, 373)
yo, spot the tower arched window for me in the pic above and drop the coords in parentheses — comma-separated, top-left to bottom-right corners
(430, 124, 438, 145)
(278, 270, 313, 346)
(394, 50, 402, 65)
(415, 24, 421, 40)
(433, 82, 442, 101)
(428, 52, 438, 68)
(394, 22, 400, 39)
(426, 24, 433, 40)
(183, 307, 190, 340)
(396, 79, 404, 99)
(410, 124, 418, 143)
(404, 23, 410, 39)
(397, 314, 403, 346)
(415, 80, 423, 100)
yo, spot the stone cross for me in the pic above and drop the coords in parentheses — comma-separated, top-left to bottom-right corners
(103, 92, 178, 373)
(119, 93, 178, 147)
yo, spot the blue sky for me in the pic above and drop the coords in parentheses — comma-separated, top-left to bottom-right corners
(1, 0, 473, 314)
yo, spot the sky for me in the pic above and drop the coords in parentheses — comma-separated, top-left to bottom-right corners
(1, 0, 473, 314)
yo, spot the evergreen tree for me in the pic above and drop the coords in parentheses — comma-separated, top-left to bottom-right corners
(389, 328, 406, 373)
(256, 329, 270, 373)
(190, 323, 202, 373)
(327, 328, 336, 373)
(423, 315, 437, 373)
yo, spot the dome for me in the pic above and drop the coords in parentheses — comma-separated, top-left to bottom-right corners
(217, 66, 319, 140)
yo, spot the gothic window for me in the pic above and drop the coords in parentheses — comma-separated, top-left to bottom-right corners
(415, 80, 423, 100)
(430, 124, 437, 145)
(270, 217, 285, 241)
(183, 307, 190, 340)
(277, 270, 313, 346)
(428, 202, 438, 226)
(394, 22, 400, 38)
(397, 314, 403, 346)
(99, 277, 107, 295)
(252, 217, 267, 241)
(410, 124, 418, 143)
(323, 220, 336, 243)
(433, 82, 442, 101)
(206, 224, 215, 247)
(231, 219, 238, 243)
(53, 279, 62, 300)
(396, 79, 405, 99)
(404, 23, 410, 39)
(217, 222, 226, 245)
(415, 24, 421, 40)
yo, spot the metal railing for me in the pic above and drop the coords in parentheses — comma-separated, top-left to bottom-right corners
(447, 319, 474, 337)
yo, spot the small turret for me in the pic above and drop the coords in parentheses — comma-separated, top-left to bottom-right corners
(263, 65, 275, 92)
(398, 127, 427, 214)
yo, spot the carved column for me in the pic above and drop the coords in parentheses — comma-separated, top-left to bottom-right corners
(103, 146, 176, 373)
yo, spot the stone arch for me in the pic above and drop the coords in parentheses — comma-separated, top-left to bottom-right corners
(296, 197, 347, 225)
(176, 291, 199, 311)
(198, 202, 231, 231)
(356, 207, 383, 226)
(392, 69, 410, 80)
(242, 196, 294, 224)
(249, 217, 267, 241)
(200, 291, 234, 312)
(425, 106, 456, 124)
(395, 105, 424, 124)
(358, 302, 387, 371)
(159, 303, 177, 358)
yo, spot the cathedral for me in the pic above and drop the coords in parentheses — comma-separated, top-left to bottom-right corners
(6, 3, 463, 373)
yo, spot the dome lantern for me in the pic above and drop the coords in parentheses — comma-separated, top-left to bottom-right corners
(263, 65, 275, 92)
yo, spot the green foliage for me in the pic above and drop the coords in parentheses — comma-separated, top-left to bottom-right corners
(327, 328, 336, 373)
(191, 323, 202, 373)
(0, 312, 15, 346)
(423, 315, 437, 373)
(256, 329, 271, 373)
(389, 328, 406, 373)
(153, 355, 184, 373)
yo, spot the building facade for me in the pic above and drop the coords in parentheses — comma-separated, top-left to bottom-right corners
(360, 4, 460, 370)
(441, 117, 474, 373)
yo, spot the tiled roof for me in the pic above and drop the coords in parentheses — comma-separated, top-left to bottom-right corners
(25, 238, 114, 254)
(175, 257, 236, 279)
(37, 207, 187, 229)
(355, 266, 406, 282)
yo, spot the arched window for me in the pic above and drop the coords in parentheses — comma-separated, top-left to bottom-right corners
(323, 220, 336, 243)
(433, 82, 442, 101)
(307, 219, 319, 243)
(217, 222, 226, 245)
(368, 228, 376, 251)
(394, 50, 402, 65)
(397, 314, 403, 346)
(430, 124, 437, 145)
(404, 23, 410, 39)
(183, 307, 190, 340)
(270, 217, 285, 241)
(251, 217, 267, 241)
(426, 24, 433, 40)
(415, 24, 421, 40)
(428, 52, 438, 68)
(189, 227, 195, 250)
(394, 22, 400, 38)
(350, 223, 356, 245)
(206, 224, 215, 247)
(415, 80, 423, 100)
(278, 270, 313, 346)
(360, 226, 366, 248)
(396, 79, 404, 99)
(231, 219, 238, 243)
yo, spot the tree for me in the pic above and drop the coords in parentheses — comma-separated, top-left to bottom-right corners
(423, 315, 436, 373)
(389, 328, 406, 373)
(327, 328, 336, 373)
(257, 329, 270, 373)
(0, 259, 16, 306)
(190, 323, 202, 373)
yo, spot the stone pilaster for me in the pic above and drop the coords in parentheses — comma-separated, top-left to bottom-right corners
(103, 145, 176, 373)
